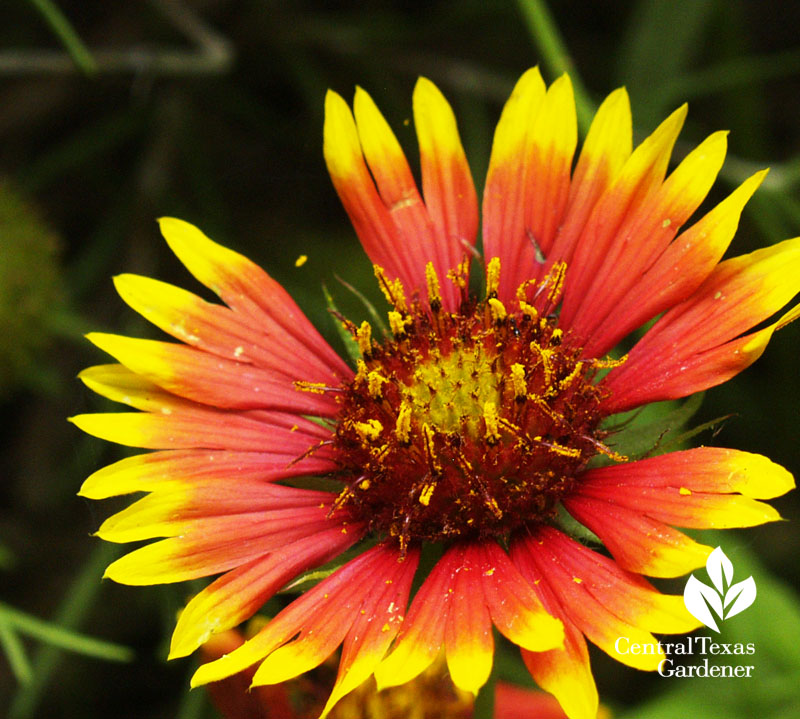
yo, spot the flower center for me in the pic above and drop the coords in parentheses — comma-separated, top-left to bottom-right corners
(323, 261, 614, 551)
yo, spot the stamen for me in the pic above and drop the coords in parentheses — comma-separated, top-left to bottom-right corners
(367, 370, 388, 398)
(510, 363, 527, 400)
(488, 297, 507, 323)
(486, 257, 501, 297)
(421, 423, 442, 475)
(394, 402, 412, 443)
(373, 265, 408, 312)
(356, 321, 373, 357)
(354, 419, 383, 443)
(418, 482, 436, 506)
(586, 354, 628, 369)
(583, 435, 628, 462)
(483, 401, 501, 443)
(294, 381, 342, 394)
(425, 262, 442, 311)
(388, 310, 407, 337)
(447, 256, 470, 291)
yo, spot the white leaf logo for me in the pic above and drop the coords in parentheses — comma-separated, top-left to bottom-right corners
(683, 547, 756, 632)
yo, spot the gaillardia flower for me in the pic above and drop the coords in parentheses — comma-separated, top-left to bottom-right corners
(72, 68, 798, 719)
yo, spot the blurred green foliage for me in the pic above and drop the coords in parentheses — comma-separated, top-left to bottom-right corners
(1, 1, 799, 717)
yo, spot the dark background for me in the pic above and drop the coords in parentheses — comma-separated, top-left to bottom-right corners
(1, 1, 799, 717)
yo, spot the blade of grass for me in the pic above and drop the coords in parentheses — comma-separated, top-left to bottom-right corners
(0, 620, 33, 684)
(9, 542, 120, 719)
(0, 601, 133, 662)
(26, 0, 97, 75)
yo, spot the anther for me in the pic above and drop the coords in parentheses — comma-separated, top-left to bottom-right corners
(374, 265, 408, 312)
(486, 257, 501, 298)
(483, 401, 501, 444)
(510, 363, 527, 400)
(356, 321, 373, 357)
(425, 262, 442, 311)
(367, 370, 388, 398)
(388, 310, 407, 337)
(394, 402, 412, 443)
(353, 419, 383, 443)
(487, 297, 507, 323)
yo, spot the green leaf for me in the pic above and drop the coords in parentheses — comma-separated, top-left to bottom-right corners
(601, 393, 704, 461)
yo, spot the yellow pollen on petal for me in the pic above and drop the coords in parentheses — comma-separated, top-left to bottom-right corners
(483, 401, 501, 443)
(357, 321, 373, 356)
(572, 576, 583, 584)
(510, 363, 527, 399)
(679, 487, 692, 496)
(426, 262, 442, 309)
(359, 479, 371, 490)
(294, 380, 328, 394)
(590, 354, 628, 369)
(486, 257, 501, 297)
(488, 297, 507, 322)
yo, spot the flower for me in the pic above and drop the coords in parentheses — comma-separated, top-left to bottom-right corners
(71, 68, 798, 719)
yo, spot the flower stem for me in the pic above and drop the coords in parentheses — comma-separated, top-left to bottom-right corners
(514, 0, 595, 132)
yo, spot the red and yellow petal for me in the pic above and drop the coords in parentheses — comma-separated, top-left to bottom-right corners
(546, 86, 632, 273)
(374, 544, 456, 689)
(573, 448, 793, 536)
(95, 485, 337, 543)
(482, 68, 546, 297)
(324, 90, 416, 294)
(561, 104, 687, 331)
(78, 449, 335, 500)
(511, 542, 598, 719)
(483, 70, 577, 301)
(602, 237, 800, 412)
(191, 543, 416, 691)
(413, 77, 479, 285)
(585, 169, 767, 356)
(319, 546, 420, 717)
(71, 364, 331, 453)
(472, 541, 563, 653)
(512, 528, 697, 673)
(70, 408, 331, 455)
(564, 494, 712, 578)
(443, 545, 494, 695)
(102, 507, 359, 585)
(113, 273, 345, 386)
(157, 218, 349, 378)
(170, 527, 362, 658)
(85, 333, 337, 415)
(573, 130, 728, 351)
